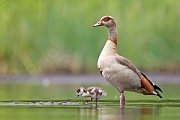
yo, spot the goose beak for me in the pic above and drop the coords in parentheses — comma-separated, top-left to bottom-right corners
(93, 21, 104, 27)
(76, 95, 79, 98)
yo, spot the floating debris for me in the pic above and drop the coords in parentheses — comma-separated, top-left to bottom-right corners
(0, 100, 81, 106)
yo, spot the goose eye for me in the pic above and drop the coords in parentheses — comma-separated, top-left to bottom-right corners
(83, 90, 86, 92)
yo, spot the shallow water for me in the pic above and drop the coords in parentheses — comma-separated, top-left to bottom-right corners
(0, 75, 180, 120)
(0, 100, 180, 120)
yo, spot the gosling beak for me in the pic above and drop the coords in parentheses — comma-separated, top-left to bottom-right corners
(76, 95, 79, 98)
(93, 21, 104, 27)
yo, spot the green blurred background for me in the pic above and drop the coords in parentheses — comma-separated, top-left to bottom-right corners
(0, 0, 179, 75)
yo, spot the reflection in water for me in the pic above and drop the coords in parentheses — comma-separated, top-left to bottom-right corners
(77, 104, 162, 120)
(77, 105, 103, 120)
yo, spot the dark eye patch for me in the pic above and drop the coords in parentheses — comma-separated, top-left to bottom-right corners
(77, 89, 80, 93)
(102, 17, 111, 22)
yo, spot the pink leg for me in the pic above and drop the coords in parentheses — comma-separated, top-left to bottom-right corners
(120, 92, 125, 106)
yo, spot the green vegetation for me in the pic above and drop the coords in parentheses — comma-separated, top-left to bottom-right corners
(0, 0, 179, 74)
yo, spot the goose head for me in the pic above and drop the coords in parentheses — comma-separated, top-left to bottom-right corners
(93, 16, 116, 28)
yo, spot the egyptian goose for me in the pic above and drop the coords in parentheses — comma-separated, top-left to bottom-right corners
(93, 16, 162, 106)
(76, 87, 107, 106)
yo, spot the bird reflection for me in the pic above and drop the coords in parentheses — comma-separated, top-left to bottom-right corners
(77, 105, 103, 120)
(77, 104, 162, 120)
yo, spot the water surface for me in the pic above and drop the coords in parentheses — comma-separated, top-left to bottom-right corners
(0, 99, 179, 120)
(0, 75, 179, 120)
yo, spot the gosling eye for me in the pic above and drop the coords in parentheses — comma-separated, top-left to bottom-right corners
(77, 89, 80, 93)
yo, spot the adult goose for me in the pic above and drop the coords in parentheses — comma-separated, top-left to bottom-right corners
(93, 16, 162, 106)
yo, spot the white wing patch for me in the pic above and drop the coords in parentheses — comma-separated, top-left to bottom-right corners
(98, 89, 102, 93)
(91, 88, 95, 92)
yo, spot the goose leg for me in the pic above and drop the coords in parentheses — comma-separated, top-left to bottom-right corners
(120, 91, 125, 106)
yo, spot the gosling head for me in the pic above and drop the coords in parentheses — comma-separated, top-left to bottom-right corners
(76, 87, 85, 98)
